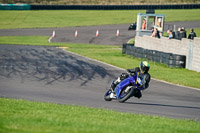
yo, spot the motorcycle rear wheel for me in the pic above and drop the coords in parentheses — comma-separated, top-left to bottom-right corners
(118, 86, 135, 103)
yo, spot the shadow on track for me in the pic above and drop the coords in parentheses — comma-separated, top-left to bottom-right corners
(0, 45, 115, 85)
(125, 102, 200, 110)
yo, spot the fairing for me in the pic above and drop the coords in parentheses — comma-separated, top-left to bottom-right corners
(115, 72, 143, 99)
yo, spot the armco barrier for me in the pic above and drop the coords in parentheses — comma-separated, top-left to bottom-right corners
(0, 4, 30, 10)
(122, 44, 186, 68)
(30, 4, 200, 10)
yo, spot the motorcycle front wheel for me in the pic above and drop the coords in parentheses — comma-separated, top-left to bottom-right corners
(118, 86, 135, 103)
(104, 89, 112, 101)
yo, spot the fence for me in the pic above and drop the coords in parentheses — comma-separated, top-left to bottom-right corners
(0, 4, 30, 10)
(1, 4, 200, 10)
(31, 4, 200, 10)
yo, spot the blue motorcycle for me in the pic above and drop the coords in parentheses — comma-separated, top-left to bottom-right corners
(104, 71, 143, 103)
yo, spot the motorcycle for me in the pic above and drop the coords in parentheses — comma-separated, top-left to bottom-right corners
(104, 71, 143, 103)
(128, 22, 137, 30)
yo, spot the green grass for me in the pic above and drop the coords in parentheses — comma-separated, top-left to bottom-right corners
(0, 9, 200, 29)
(127, 38, 135, 44)
(0, 36, 200, 89)
(0, 98, 199, 133)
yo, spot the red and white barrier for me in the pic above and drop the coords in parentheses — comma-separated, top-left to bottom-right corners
(48, 29, 123, 43)
(96, 30, 99, 37)
(52, 30, 56, 37)
(116, 29, 120, 36)
(75, 30, 78, 37)
(48, 30, 56, 43)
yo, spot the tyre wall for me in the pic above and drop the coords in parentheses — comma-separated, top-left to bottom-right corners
(123, 44, 186, 68)
(134, 36, 200, 72)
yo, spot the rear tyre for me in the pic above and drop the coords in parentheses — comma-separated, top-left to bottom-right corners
(118, 86, 135, 103)
(104, 89, 112, 101)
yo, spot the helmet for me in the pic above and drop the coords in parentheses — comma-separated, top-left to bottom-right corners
(140, 61, 150, 73)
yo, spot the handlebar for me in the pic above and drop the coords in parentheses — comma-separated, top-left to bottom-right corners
(126, 70, 135, 76)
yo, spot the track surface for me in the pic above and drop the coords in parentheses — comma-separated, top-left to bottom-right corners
(1, 21, 200, 45)
(0, 21, 200, 121)
(0, 45, 200, 122)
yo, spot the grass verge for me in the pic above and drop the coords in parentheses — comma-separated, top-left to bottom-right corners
(0, 36, 199, 89)
(0, 98, 200, 133)
(0, 9, 200, 29)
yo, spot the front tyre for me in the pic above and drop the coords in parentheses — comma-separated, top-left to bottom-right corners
(118, 86, 135, 103)
(104, 89, 112, 101)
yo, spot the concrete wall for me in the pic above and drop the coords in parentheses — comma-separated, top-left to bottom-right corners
(135, 35, 200, 72)
(192, 38, 200, 72)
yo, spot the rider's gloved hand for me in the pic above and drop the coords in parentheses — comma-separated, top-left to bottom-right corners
(127, 69, 136, 76)
(127, 69, 133, 74)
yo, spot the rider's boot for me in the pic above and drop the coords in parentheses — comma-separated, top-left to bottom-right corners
(110, 92, 116, 99)
(110, 77, 121, 92)
(134, 90, 142, 99)
(110, 82, 117, 92)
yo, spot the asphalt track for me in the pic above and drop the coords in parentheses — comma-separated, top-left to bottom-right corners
(0, 45, 200, 122)
(0, 21, 200, 121)
(1, 21, 200, 45)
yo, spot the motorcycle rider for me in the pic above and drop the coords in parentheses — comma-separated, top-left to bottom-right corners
(110, 61, 151, 99)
